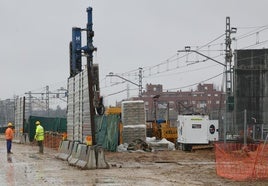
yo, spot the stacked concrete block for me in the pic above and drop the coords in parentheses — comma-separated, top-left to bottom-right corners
(14, 97, 24, 140)
(122, 100, 146, 125)
(82, 68, 92, 143)
(121, 101, 146, 144)
(122, 125, 147, 144)
(67, 68, 92, 143)
(67, 77, 75, 141)
(19, 134, 30, 144)
(74, 74, 82, 141)
(78, 74, 84, 141)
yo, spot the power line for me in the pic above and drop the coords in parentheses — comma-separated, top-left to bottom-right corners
(144, 64, 220, 79)
(198, 33, 225, 50)
(236, 25, 268, 29)
(106, 34, 225, 86)
(104, 87, 138, 98)
(166, 72, 223, 91)
(140, 34, 226, 79)
(241, 39, 268, 49)
(101, 51, 225, 91)
(103, 23, 268, 101)
(103, 48, 268, 96)
(236, 25, 268, 41)
(105, 89, 128, 97)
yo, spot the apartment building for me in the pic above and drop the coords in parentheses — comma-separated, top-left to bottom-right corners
(131, 83, 225, 124)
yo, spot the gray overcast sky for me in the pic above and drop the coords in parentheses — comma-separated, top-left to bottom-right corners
(1, 0, 268, 107)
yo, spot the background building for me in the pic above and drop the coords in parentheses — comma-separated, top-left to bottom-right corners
(129, 83, 225, 127)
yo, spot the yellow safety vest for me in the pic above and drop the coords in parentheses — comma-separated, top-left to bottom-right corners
(35, 125, 44, 141)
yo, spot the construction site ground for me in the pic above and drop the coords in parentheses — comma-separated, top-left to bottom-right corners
(0, 139, 267, 186)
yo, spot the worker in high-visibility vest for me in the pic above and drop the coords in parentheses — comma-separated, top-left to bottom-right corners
(34, 121, 44, 154)
(5, 122, 14, 154)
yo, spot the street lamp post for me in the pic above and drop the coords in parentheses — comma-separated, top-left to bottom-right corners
(106, 69, 143, 97)
(153, 95, 160, 122)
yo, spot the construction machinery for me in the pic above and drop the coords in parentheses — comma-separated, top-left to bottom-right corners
(69, 8, 104, 116)
(106, 107, 121, 115)
(149, 120, 177, 143)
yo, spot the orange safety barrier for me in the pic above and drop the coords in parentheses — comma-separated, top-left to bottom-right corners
(86, 135, 92, 146)
(44, 132, 63, 149)
(215, 142, 268, 181)
(62, 132, 67, 140)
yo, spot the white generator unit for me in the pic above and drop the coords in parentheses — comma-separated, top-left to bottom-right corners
(177, 115, 218, 151)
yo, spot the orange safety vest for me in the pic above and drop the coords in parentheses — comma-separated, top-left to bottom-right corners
(5, 127, 14, 140)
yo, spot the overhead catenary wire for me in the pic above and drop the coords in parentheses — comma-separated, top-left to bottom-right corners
(104, 88, 138, 98)
(235, 25, 268, 41)
(104, 24, 268, 99)
(233, 25, 268, 49)
(241, 39, 268, 49)
(111, 33, 227, 82)
(166, 73, 224, 91)
(142, 33, 226, 73)
(115, 24, 268, 81)
(103, 33, 228, 98)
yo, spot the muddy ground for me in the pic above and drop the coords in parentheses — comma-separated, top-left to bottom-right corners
(0, 139, 267, 186)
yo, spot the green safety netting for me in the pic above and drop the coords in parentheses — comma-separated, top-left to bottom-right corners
(95, 114, 120, 152)
(0, 127, 8, 133)
(25, 115, 119, 151)
(26, 116, 67, 142)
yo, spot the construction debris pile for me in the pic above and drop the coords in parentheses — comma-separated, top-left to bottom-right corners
(117, 137, 175, 152)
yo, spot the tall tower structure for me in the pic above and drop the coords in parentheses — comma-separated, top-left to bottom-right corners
(234, 49, 268, 139)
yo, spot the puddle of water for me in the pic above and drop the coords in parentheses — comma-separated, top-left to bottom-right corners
(6, 163, 15, 186)
(28, 154, 42, 160)
(7, 154, 12, 163)
(95, 177, 116, 183)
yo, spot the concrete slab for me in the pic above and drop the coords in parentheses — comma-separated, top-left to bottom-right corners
(86, 145, 97, 169)
(75, 144, 88, 169)
(56, 140, 72, 161)
(67, 141, 80, 165)
(96, 146, 109, 169)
